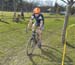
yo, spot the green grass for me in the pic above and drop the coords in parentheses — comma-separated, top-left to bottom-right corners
(0, 12, 75, 65)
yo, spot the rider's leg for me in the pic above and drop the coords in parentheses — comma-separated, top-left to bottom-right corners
(36, 27, 42, 48)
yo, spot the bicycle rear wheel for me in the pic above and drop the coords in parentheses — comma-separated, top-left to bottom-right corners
(27, 38, 37, 55)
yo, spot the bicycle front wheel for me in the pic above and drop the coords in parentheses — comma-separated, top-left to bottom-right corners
(26, 38, 36, 55)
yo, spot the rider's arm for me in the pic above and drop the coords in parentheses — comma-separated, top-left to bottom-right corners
(28, 15, 34, 29)
(40, 20, 43, 29)
(39, 14, 44, 29)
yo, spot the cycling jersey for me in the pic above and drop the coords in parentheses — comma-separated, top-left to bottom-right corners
(31, 14, 44, 26)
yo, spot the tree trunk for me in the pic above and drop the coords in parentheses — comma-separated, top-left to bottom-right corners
(13, 0, 17, 20)
(62, 4, 71, 44)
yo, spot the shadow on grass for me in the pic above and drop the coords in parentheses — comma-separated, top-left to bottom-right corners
(66, 41, 75, 48)
(28, 45, 73, 65)
(41, 45, 73, 65)
(28, 55, 37, 65)
(0, 19, 9, 24)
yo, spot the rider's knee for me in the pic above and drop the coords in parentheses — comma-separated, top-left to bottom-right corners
(32, 23, 35, 29)
(38, 29, 42, 35)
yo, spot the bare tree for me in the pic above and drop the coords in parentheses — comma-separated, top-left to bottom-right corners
(61, 0, 75, 44)
(55, 0, 60, 14)
(13, 0, 17, 20)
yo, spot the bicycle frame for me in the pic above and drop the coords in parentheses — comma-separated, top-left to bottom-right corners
(26, 30, 39, 55)
(31, 30, 39, 43)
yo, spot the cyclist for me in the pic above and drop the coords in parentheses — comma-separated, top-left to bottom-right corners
(28, 7, 44, 48)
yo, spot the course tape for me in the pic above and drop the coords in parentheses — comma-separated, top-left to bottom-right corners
(61, 24, 75, 65)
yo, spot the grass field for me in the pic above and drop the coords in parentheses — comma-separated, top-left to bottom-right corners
(0, 12, 75, 65)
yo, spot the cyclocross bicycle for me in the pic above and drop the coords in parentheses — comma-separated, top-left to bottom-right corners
(26, 30, 41, 55)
